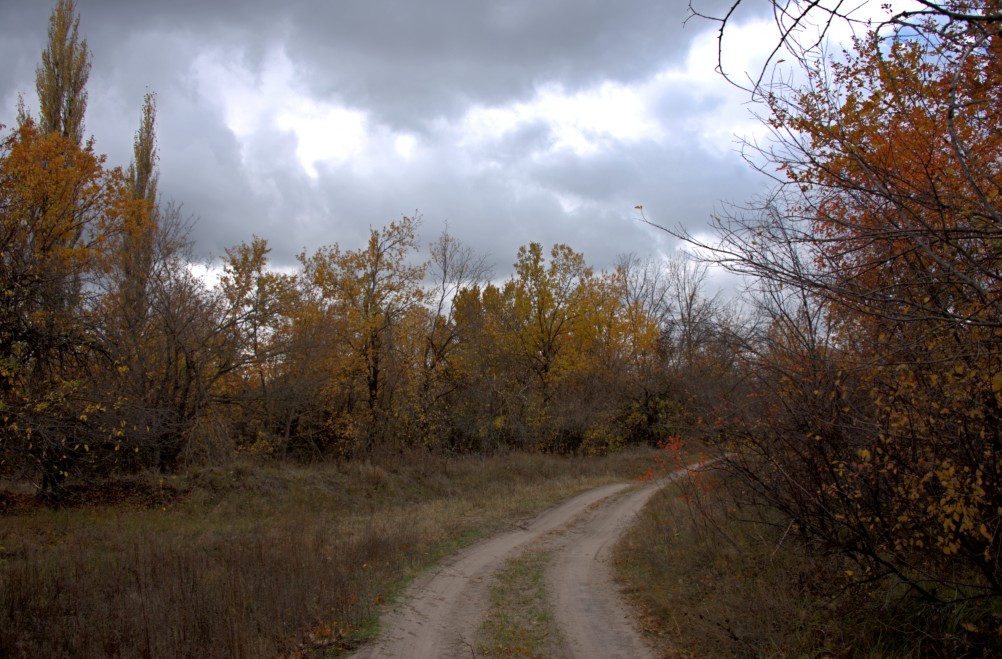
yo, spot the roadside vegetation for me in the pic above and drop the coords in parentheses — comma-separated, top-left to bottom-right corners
(618, 462, 1002, 657)
(0, 449, 654, 657)
(612, 1, 1002, 656)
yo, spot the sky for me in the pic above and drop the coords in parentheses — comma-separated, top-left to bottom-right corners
(0, 0, 788, 279)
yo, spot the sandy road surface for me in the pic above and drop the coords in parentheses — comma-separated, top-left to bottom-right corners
(546, 484, 662, 659)
(351, 479, 667, 659)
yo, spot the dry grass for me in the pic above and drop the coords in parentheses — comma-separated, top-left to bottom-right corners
(0, 448, 654, 658)
(615, 481, 840, 657)
(615, 469, 1002, 658)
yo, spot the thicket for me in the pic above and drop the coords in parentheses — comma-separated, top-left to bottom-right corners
(654, 0, 1002, 645)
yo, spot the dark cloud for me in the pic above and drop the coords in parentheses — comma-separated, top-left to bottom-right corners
(1, 0, 773, 280)
(57, 0, 755, 130)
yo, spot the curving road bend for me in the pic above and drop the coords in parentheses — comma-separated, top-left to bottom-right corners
(351, 476, 680, 658)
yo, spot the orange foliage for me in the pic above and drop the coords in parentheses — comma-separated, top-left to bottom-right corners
(0, 119, 139, 494)
(737, 1, 1002, 598)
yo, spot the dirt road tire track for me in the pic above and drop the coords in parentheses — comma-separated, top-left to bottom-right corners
(351, 480, 665, 658)
(546, 483, 661, 659)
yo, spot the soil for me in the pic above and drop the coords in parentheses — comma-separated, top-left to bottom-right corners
(351, 479, 667, 658)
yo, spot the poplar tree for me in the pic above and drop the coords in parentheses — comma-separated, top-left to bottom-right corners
(124, 92, 159, 318)
(128, 92, 159, 205)
(36, 0, 91, 145)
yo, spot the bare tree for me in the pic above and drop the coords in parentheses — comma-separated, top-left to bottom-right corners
(414, 229, 491, 449)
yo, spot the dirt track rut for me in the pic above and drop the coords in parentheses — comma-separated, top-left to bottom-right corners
(351, 479, 668, 658)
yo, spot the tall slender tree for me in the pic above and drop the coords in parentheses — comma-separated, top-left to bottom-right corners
(123, 92, 159, 320)
(36, 0, 91, 145)
(128, 92, 158, 206)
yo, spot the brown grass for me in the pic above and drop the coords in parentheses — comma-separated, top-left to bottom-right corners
(614, 468, 1002, 658)
(615, 481, 838, 657)
(0, 448, 654, 658)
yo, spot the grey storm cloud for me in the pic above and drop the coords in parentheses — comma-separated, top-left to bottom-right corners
(73, 0, 736, 124)
(0, 0, 774, 278)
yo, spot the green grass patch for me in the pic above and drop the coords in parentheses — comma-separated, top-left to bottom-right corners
(477, 548, 561, 658)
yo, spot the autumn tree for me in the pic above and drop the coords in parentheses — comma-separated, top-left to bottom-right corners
(442, 243, 675, 453)
(615, 253, 738, 444)
(123, 92, 158, 313)
(218, 236, 298, 450)
(1, 1, 245, 482)
(35, 0, 90, 145)
(0, 120, 137, 497)
(680, 0, 1002, 613)
(439, 283, 523, 450)
(561, 263, 657, 453)
(0, 2, 207, 492)
(144, 228, 242, 469)
(297, 216, 426, 455)
(410, 230, 490, 449)
(509, 244, 592, 402)
(73, 87, 239, 472)
(99, 92, 160, 396)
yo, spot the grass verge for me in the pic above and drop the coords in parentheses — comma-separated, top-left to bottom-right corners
(476, 548, 561, 658)
(614, 480, 837, 657)
(0, 448, 654, 658)
(614, 471, 1002, 658)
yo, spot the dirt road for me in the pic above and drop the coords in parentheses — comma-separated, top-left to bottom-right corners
(351, 479, 667, 658)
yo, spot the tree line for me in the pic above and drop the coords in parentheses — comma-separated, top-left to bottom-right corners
(0, 1, 735, 500)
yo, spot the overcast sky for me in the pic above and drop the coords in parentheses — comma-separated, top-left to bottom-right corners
(0, 0, 784, 277)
